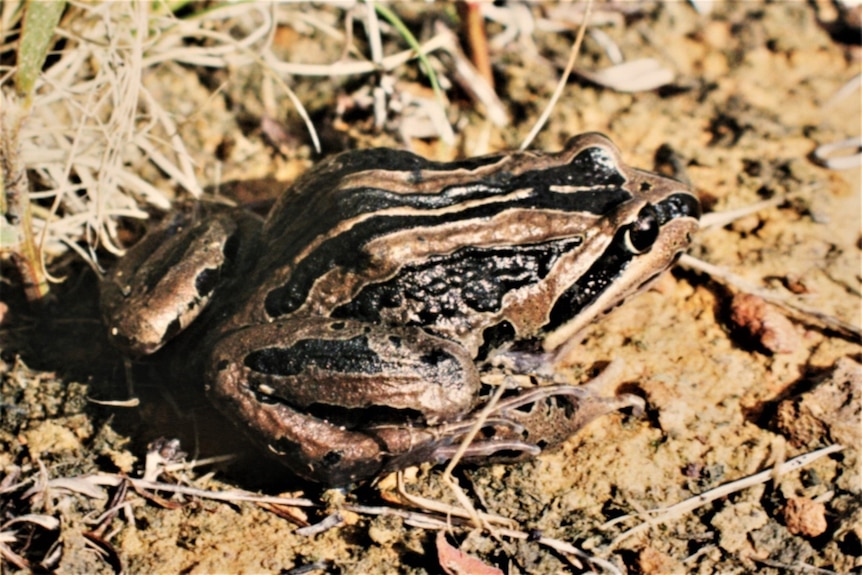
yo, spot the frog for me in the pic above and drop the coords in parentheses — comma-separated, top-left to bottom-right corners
(100, 132, 701, 485)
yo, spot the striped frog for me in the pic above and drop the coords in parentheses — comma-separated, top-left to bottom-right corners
(101, 133, 700, 485)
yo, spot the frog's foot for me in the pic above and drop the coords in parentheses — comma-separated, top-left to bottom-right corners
(428, 360, 645, 465)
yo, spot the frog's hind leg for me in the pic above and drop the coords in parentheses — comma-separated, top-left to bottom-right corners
(206, 317, 483, 484)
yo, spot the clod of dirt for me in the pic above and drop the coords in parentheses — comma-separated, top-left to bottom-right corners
(637, 546, 685, 575)
(774, 356, 862, 448)
(729, 293, 804, 354)
(711, 501, 769, 556)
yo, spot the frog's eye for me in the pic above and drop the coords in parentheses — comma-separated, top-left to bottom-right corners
(624, 205, 660, 254)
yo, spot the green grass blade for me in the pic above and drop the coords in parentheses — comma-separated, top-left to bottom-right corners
(373, 3, 445, 110)
(16, 0, 65, 104)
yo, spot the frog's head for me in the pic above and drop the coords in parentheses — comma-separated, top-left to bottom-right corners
(535, 133, 701, 353)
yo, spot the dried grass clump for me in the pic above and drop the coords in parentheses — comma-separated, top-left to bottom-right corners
(0, 4, 434, 279)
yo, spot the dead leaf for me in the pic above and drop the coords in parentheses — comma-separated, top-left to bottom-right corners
(436, 531, 503, 575)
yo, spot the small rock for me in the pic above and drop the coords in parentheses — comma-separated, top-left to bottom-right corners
(783, 497, 828, 538)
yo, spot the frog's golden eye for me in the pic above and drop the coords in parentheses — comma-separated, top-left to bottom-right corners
(624, 204, 660, 254)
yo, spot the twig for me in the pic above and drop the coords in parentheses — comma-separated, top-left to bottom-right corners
(394, 472, 516, 529)
(295, 512, 344, 537)
(697, 196, 788, 230)
(520, 0, 592, 150)
(439, 378, 513, 534)
(679, 254, 861, 341)
(42, 473, 316, 508)
(602, 444, 845, 549)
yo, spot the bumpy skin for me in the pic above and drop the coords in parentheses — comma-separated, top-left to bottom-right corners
(102, 133, 700, 486)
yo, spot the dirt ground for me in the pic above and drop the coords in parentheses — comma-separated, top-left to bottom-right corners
(1, 2, 860, 574)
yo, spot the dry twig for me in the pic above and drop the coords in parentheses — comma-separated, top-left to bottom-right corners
(601, 445, 845, 549)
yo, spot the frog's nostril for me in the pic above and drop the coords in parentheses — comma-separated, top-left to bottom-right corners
(323, 451, 343, 466)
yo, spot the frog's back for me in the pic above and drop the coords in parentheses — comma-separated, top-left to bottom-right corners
(245, 137, 698, 357)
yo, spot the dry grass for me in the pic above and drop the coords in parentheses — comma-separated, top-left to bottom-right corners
(1, 3, 466, 271)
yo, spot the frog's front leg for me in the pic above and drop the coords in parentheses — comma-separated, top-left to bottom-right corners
(428, 360, 645, 466)
(206, 317, 481, 485)
(100, 208, 261, 356)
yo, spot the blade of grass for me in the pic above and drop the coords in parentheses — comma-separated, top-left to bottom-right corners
(1, 1, 65, 299)
(373, 2, 446, 114)
(16, 1, 65, 106)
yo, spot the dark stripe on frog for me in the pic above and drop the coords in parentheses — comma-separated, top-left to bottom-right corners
(303, 145, 622, 198)
(271, 150, 627, 228)
(263, 190, 626, 319)
(244, 335, 462, 379)
(245, 335, 387, 376)
(262, 145, 628, 265)
(330, 237, 584, 326)
(544, 224, 636, 332)
(654, 192, 702, 223)
(133, 219, 221, 294)
(321, 147, 509, 179)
